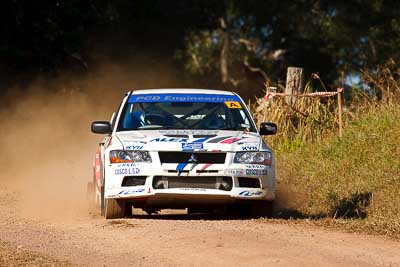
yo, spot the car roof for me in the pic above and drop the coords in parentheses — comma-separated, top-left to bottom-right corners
(129, 88, 236, 95)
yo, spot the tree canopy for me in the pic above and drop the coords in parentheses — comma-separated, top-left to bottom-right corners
(1, 0, 399, 97)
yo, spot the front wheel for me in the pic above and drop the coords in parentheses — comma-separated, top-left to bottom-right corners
(100, 186, 105, 216)
(105, 198, 127, 219)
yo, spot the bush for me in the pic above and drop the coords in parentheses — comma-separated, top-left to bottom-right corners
(254, 61, 400, 238)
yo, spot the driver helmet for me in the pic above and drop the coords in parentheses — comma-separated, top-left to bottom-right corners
(123, 111, 145, 129)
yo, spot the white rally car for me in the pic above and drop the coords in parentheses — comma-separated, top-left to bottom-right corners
(89, 89, 277, 219)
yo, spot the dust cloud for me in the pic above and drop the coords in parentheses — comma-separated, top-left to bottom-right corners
(0, 61, 178, 220)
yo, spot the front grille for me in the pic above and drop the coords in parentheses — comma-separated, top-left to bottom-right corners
(158, 152, 226, 164)
(122, 176, 147, 186)
(196, 170, 218, 174)
(167, 170, 218, 174)
(238, 177, 261, 188)
(153, 176, 233, 191)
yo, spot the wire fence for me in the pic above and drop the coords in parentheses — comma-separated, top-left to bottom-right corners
(251, 84, 344, 149)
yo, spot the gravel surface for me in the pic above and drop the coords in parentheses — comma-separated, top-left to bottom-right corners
(0, 187, 399, 266)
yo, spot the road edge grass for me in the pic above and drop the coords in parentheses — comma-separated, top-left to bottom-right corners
(274, 104, 400, 240)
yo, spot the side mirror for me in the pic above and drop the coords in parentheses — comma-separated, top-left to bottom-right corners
(259, 122, 277, 136)
(91, 121, 112, 134)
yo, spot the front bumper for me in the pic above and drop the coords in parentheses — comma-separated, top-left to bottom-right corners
(104, 162, 275, 203)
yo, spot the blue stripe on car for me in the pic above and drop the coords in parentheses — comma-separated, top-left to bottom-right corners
(176, 163, 187, 172)
(128, 94, 241, 103)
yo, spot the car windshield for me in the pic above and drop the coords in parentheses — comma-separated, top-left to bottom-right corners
(117, 93, 257, 132)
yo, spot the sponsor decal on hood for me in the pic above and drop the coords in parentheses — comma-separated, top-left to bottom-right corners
(116, 130, 261, 152)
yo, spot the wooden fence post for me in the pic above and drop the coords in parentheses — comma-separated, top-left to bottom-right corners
(285, 67, 305, 106)
(337, 88, 343, 137)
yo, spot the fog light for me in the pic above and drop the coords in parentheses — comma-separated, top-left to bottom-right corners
(218, 177, 233, 191)
(153, 177, 167, 189)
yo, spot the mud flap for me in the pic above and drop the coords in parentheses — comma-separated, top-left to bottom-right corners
(100, 186, 105, 216)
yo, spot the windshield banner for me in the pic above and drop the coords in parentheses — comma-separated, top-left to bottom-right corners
(128, 94, 241, 103)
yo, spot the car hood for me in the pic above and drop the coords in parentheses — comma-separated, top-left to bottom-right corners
(115, 129, 262, 152)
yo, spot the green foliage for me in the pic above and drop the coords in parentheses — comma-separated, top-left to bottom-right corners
(276, 139, 305, 153)
(178, 30, 223, 75)
(177, 0, 400, 93)
(277, 103, 400, 237)
(2, 1, 400, 98)
(262, 63, 400, 237)
(0, 0, 105, 71)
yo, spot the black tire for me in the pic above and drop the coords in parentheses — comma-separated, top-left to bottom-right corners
(125, 203, 133, 217)
(228, 203, 252, 217)
(187, 207, 212, 215)
(99, 151, 105, 216)
(250, 201, 274, 218)
(105, 198, 126, 219)
(100, 186, 105, 216)
(143, 208, 160, 215)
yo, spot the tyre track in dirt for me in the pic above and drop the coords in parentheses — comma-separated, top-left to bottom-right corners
(0, 187, 399, 266)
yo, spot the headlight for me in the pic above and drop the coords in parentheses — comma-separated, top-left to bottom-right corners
(110, 150, 152, 163)
(234, 151, 272, 165)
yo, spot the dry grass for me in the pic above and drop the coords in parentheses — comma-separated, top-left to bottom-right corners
(276, 104, 400, 239)
(252, 61, 400, 239)
(252, 75, 341, 152)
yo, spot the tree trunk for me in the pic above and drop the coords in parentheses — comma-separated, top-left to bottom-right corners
(285, 67, 305, 105)
(220, 17, 229, 84)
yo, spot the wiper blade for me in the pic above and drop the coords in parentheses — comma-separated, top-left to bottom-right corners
(138, 125, 188, 130)
(219, 127, 249, 131)
(159, 126, 188, 129)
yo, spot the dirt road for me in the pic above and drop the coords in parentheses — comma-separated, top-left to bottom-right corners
(1, 87, 399, 265)
(0, 187, 399, 266)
